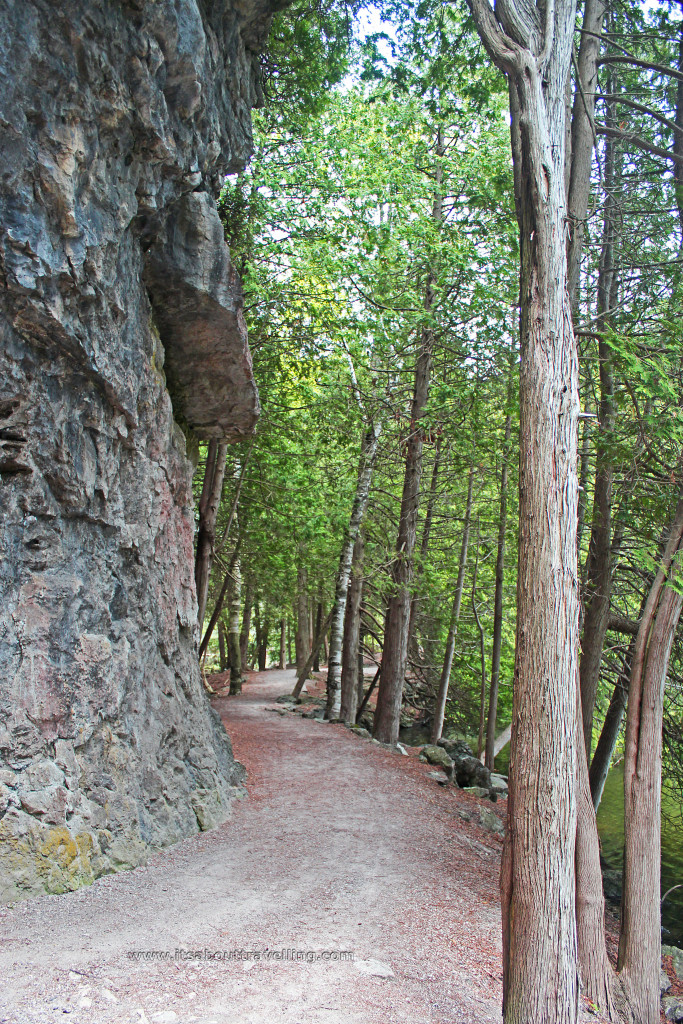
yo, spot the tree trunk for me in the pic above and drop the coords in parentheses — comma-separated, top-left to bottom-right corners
(295, 565, 310, 673)
(218, 620, 227, 672)
(313, 600, 322, 672)
(357, 665, 380, 721)
(468, 3, 580, 1019)
(253, 599, 261, 671)
(195, 440, 229, 628)
(566, 0, 606, 311)
(279, 618, 286, 670)
(431, 465, 474, 744)
(589, 669, 628, 811)
(472, 526, 488, 762)
(576, 383, 593, 560)
(407, 439, 441, 665)
(198, 537, 241, 660)
(485, 367, 513, 769)
(579, 115, 620, 761)
(575, 682, 618, 1020)
(257, 609, 269, 673)
(590, 567, 653, 812)
(339, 535, 365, 724)
(618, 495, 683, 1024)
(356, 619, 365, 710)
(372, 129, 443, 746)
(228, 560, 242, 695)
(674, 22, 683, 235)
(292, 609, 333, 699)
(240, 581, 252, 672)
(326, 422, 382, 719)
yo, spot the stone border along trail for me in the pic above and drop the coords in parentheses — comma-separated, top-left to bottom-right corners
(0, 669, 510, 1023)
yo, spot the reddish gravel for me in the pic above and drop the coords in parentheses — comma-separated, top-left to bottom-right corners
(0, 669, 510, 1023)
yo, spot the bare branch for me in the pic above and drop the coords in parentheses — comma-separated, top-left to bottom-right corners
(597, 93, 682, 135)
(598, 53, 683, 84)
(595, 124, 683, 166)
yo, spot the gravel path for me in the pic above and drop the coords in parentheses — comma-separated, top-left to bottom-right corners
(0, 669, 505, 1024)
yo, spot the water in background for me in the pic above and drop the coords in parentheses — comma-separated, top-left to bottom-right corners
(596, 763, 683, 948)
(494, 747, 683, 946)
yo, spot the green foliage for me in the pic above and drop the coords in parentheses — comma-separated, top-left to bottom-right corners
(204, 0, 683, 807)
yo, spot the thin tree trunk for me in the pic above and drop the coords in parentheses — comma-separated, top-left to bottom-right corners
(575, 503, 678, 1017)
(339, 535, 365, 725)
(279, 618, 286, 670)
(494, 724, 511, 757)
(576, 383, 593, 560)
(589, 668, 628, 811)
(295, 565, 309, 673)
(373, 128, 443, 746)
(253, 599, 261, 671)
(566, 0, 606, 311)
(575, 681, 619, 1021)
(356, 619, 365, 709)
(198, 536, 241, 660)
(218, 620, 227, 672)
(357, 665, 380, 721)
(485, 364, 513, 769)
(431, 465, 474, 744)
(675, 21, 683, 235)
(326, 422, 382, 719)
(195, 440, 229, 628)
(292, 609, 333, 699)
(240, 580, 252, 671)
(579, 113, 620, 761)
(472, 528, 488, 762)
(257, 611, 269, 673)
(214, 442, 253, 559)
(228, 560, 242, 695)
(407, 439, 441, 664)
(589, 539, 652, 812)
(618, 495, 683, 1024)
(468, 3, 580, 1019)
(313, 600, 322, 672)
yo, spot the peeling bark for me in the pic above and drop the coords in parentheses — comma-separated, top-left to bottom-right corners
(618, 496, 683, 1024)
(468, 0, 580, 1018)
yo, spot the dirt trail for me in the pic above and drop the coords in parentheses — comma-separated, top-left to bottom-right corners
(0, 670, 505, 1024)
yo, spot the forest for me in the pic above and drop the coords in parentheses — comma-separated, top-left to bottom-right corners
(191, 0, 683, 1021)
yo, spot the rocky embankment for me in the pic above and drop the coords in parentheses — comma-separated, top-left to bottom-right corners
(0, 0, 278, 898)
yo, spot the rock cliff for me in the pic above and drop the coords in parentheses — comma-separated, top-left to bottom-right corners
(0, 0, 276, 898)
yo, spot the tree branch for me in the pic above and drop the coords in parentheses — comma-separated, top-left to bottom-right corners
(598, 53, 683, 84)
(466, 0, 520, 74)
(595, 125, 683, 166)
(597, 93, 682, 135)
(608, 612, 640, 636)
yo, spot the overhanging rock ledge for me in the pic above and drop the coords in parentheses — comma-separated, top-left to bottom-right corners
(0, 0, 276, 899)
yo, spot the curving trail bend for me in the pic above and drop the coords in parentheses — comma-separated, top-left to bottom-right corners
(0, 669, 505, 1024)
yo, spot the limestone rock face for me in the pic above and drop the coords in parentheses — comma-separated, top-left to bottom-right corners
(145, 191, 259, 437)
(0, 0, 274, 899)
